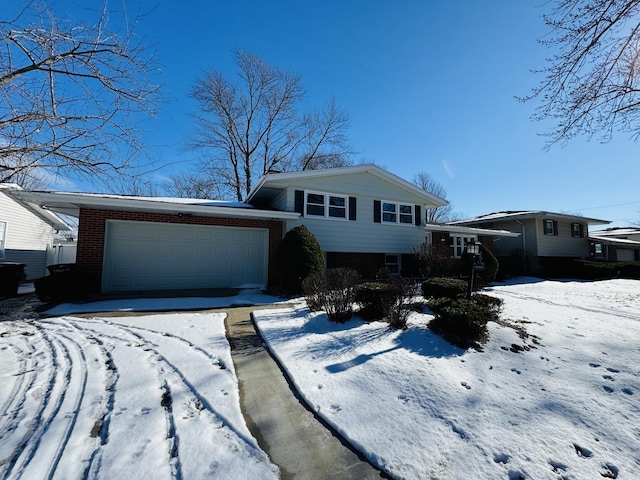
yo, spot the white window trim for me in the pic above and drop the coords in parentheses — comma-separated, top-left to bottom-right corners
(381, 200, 414, 226)
(304, 190, 348, 221)
(452, 234, 478, 259)
(0, 221, 6, 259)
(385, 253, 400, 275)
(543, 219, 556, 236)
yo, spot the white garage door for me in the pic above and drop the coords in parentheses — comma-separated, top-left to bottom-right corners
(102, 220, 268, 292)
(616, 248, 636, 262)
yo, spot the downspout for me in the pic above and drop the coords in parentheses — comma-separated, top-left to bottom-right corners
(515, 219, 526, 273)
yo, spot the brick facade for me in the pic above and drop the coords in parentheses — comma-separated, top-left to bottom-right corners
(76, 208, 284, 290)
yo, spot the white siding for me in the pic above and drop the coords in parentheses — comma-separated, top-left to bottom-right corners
(0, 191, 54, 279)
(277, 172, 428, 254)
(490, 220, 537, 256)
(536, 218, 590, 258)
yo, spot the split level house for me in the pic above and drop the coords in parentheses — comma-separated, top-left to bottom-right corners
(6, 164, 456, 293)
(0, 184, 72, 280)
(450, 211, 618, 276)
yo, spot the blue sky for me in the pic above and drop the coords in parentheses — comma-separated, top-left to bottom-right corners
(41, 1, 640, 226)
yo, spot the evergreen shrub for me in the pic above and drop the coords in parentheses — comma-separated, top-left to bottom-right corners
(275, 225, 324, 294)
(421, 277, 467, 299)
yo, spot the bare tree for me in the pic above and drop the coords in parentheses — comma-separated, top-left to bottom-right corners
(524, 0, 640, 145)
(165, 173, 222, 199)
(412, 172, 457, 223)
(187, 50, 352, 201)
(0, 1, 160, 186)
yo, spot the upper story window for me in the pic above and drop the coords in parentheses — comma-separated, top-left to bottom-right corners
(382, 201, 414, 225)
(0, 221, 6, 259)
(305, 191, 347, 220)
(571, 222, 584, 238)
(543, 219, 558, 236)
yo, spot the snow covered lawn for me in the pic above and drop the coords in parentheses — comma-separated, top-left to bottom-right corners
(254, 278, 640, 480)
(0, 310, 278, 479)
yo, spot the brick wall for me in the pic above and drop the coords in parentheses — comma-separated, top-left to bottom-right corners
(76, 208, 284, 290)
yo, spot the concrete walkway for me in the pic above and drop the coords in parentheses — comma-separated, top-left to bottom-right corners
(225, 306, 387, 480)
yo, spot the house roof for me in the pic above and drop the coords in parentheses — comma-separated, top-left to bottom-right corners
(590, 227, 640, 238)
(451, 210, 610, 226)
(246, 164, 449, 207)
(587, 236, 640, 247)
(424, 223, 520, 237)
(1, 184, 72, 231)
(3, 189, 300, 221)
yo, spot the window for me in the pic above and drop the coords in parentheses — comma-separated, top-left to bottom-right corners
(571, 222, 584, 238)
(382, 201, 413, 225)
(385, 254, 400, 274)
(305, 191, 347, 219)
(452, 235, 477, 259)
(0, 221, 6, 259)
(594, 243, 604, 258)
(543, 219, 557, 236)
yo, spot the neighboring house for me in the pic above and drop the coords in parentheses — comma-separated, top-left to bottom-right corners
(7, 165, 446, 293)
(450, 211, 611, 275)
(589, 227, 640, 262)
(0, 184, 72, 280)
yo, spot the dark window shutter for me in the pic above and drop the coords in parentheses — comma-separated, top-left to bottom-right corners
(294, 190, 304, 215)
(580, 224, 584, 237)
(349, 197, 357, 221)
(553, 220, 558, 236)
(415, 205, 421, 226)
(373, 200, 381, 223)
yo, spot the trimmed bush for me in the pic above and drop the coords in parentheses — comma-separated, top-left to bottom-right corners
(422, 277, 467, 299)
(355, 282, 397, 320)
(478, 243, 499, 284)
(427, 297, 495, 348)
(302, 268, 360, 323)
(275, 225, 325, 294)
(471, 293, 503, 315)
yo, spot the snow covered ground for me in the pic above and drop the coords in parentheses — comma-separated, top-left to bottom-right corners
(0, 292, 281, 479)
(254, 278, 640, 480)
(1, 278, 638, 479)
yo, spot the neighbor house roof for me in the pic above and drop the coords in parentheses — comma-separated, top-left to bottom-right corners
(3, 189, 300, 221)
(246, 164, 449, 208)
(587, 236, 640, 247)
(1, 184, 72, 231)
(424, 223, 520, 238)
(451, 210, 610, 226)
(589, 227, 640, 238)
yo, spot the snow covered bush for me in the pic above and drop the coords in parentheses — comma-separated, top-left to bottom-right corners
(302, 268, 360, 323)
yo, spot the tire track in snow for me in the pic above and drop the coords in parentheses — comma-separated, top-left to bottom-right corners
(57, 318, 180, 479)
(1, 326, 57, 480)
(70, 317, 264, 466)
(0, 329, 39, 442)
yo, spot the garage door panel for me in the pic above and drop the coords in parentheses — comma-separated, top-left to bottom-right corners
(103, 220, 268, 292)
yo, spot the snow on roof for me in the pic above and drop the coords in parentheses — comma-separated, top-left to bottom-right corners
(452, 210, 610, 225)
(590, 227, 640, 237)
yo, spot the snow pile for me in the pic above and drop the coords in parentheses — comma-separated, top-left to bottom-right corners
(0, 312, 277, 479)
(254, 278, 640, 479)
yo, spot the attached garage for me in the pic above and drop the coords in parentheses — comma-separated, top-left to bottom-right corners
(616, 248, 636, 262)
(102, 220, 268, 292)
